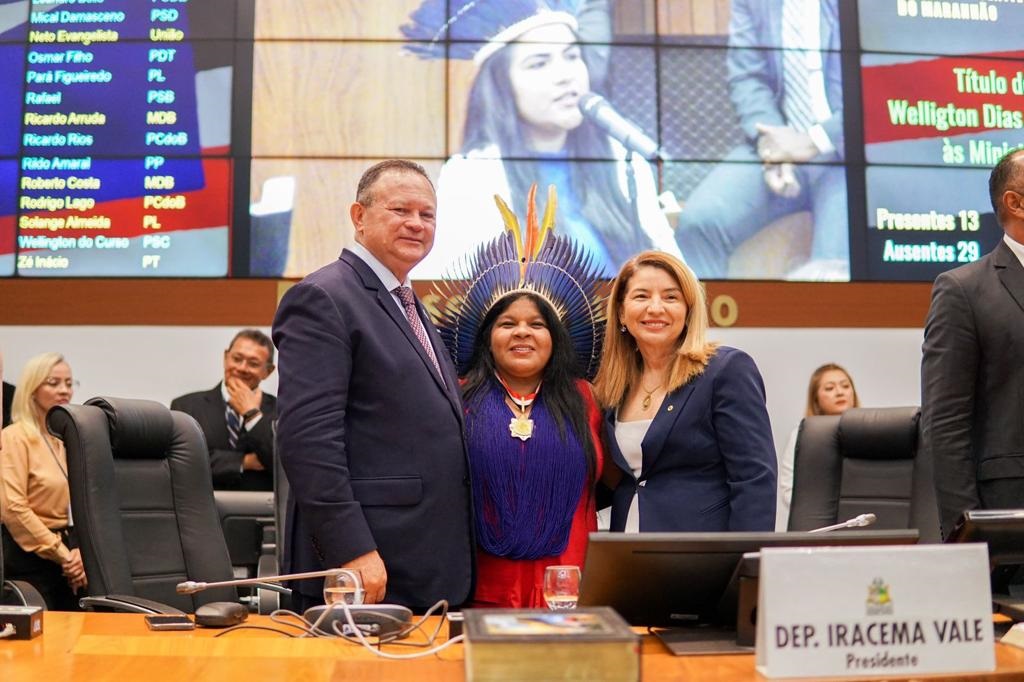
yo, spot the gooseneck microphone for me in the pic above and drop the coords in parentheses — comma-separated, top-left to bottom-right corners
(177, 568, 416, 639)
(578, 92, 669, 161)
(176, 568, 342, 594)
(806, 513, 877, 534)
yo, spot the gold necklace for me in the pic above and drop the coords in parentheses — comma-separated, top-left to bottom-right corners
(640, 377, 663, 410)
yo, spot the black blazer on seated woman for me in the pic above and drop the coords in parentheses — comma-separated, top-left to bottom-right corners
(605, 346, 777, 532)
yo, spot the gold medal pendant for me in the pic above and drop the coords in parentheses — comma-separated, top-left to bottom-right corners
(509, 415, 534, 441)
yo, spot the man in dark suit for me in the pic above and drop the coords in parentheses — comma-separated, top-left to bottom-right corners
(272, 160, 473, 611)
(922, 149, 1024, 539)
(676, 0, 847, 280)
(170, 329, 277, 491)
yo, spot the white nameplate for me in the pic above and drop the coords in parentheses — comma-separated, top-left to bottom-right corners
(755, 544, 993, 678)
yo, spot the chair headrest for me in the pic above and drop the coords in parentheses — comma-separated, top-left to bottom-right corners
(85, 396, 174, 459)
(838, 406, 920, 461)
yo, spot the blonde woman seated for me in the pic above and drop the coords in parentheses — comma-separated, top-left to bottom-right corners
(774, 363, 860, 530)
(0, 353, 86, 609)
(593, 251, 777, 531)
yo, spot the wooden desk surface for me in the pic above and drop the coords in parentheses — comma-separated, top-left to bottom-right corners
(6, 611, 1024, 681)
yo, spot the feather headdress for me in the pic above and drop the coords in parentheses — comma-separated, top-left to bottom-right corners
(433, 184, 606, 379)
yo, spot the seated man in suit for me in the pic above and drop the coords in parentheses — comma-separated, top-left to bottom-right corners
(675, 0, 848, 281)
(171, 329, 277, 491)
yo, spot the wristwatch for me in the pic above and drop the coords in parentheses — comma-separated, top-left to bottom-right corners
(242, 408, 261, 421)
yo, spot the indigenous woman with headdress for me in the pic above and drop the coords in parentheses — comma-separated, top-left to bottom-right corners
(404, 0, 682, 279)
(435, 186, 606, 608)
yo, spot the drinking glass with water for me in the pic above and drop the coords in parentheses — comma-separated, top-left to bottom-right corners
(323, 568, 364, 606)
(543, 565, 581, 610)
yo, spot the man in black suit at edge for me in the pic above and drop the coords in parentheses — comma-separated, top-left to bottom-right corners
(272, 160, 474, 612)
(171, 329, 277, 491)
(922, 149, 1024, 539)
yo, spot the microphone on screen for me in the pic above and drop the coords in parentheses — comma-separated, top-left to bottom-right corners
(807, 513, 877, 534)
(578, 92, 670, 162)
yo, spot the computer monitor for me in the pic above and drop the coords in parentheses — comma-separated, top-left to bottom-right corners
(946, 509, 1024, 600)
(579, 530, 920, 630)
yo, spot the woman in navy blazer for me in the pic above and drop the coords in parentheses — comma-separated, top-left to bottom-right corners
(593, 251, 776, 532)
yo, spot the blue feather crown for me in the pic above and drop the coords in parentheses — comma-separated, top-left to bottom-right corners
(432, 185, 606, 379)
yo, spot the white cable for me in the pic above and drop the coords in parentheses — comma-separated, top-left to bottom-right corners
(221, 600, 464, 657)
(331, 600, 466, 659)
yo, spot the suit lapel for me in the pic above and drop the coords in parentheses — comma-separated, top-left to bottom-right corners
(820, 0, 837, 50)
(766, 0, 781, 86)
(422, 309, 465, 423)
(994, 241, 1024, 314)
(604, 409, 632, 476)
(640, 379, 700, 475)
(343, 251, 461, 415)
(205, 385, 230, 446)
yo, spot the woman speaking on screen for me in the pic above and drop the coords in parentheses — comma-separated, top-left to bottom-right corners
(403, 0, 682, 278)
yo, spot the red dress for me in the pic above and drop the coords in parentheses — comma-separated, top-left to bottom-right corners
(470, 382, 605, 608)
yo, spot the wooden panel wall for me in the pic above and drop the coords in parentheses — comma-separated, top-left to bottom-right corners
(656, 0, 731, 36)
(0, 280, 933, 328)
(615, 0, 731, 37)
(254, 0, 421, 40)
(251, 43, 447, 158)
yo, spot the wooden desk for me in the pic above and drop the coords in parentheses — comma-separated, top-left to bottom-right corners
(6, 612, 1024, 681)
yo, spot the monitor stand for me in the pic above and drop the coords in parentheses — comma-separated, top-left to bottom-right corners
(993, 594, 1024, 622)
(654, 625, 753, 656)
(656, 553, 760, 655)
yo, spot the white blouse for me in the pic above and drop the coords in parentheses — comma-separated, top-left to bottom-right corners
(614, 417, 653, 533)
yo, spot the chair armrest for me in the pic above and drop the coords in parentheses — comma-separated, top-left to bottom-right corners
(2, 580, 47, 609)
(79, 594, 186, 615)
(256, 554, 289, 614)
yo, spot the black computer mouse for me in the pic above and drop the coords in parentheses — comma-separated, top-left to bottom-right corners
(194, 601, 249, 628)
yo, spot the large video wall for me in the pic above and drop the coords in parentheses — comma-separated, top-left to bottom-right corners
(1, 0, 1022, 281)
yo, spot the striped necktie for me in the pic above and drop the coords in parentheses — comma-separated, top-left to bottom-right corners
(226, 405, 241, 449)
(781, 0, 816, 132)
(393, 286, 445, 384)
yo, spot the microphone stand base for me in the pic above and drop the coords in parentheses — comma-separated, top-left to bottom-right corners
(303, 604, 413, 639)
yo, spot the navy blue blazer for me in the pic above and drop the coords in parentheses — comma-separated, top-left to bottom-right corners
(272, 250, 474, 608)
(606, 346, 777, 532)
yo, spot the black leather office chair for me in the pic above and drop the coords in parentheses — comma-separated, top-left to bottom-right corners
(787, 406, 941, 543)
(47, 396, 237, 613)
